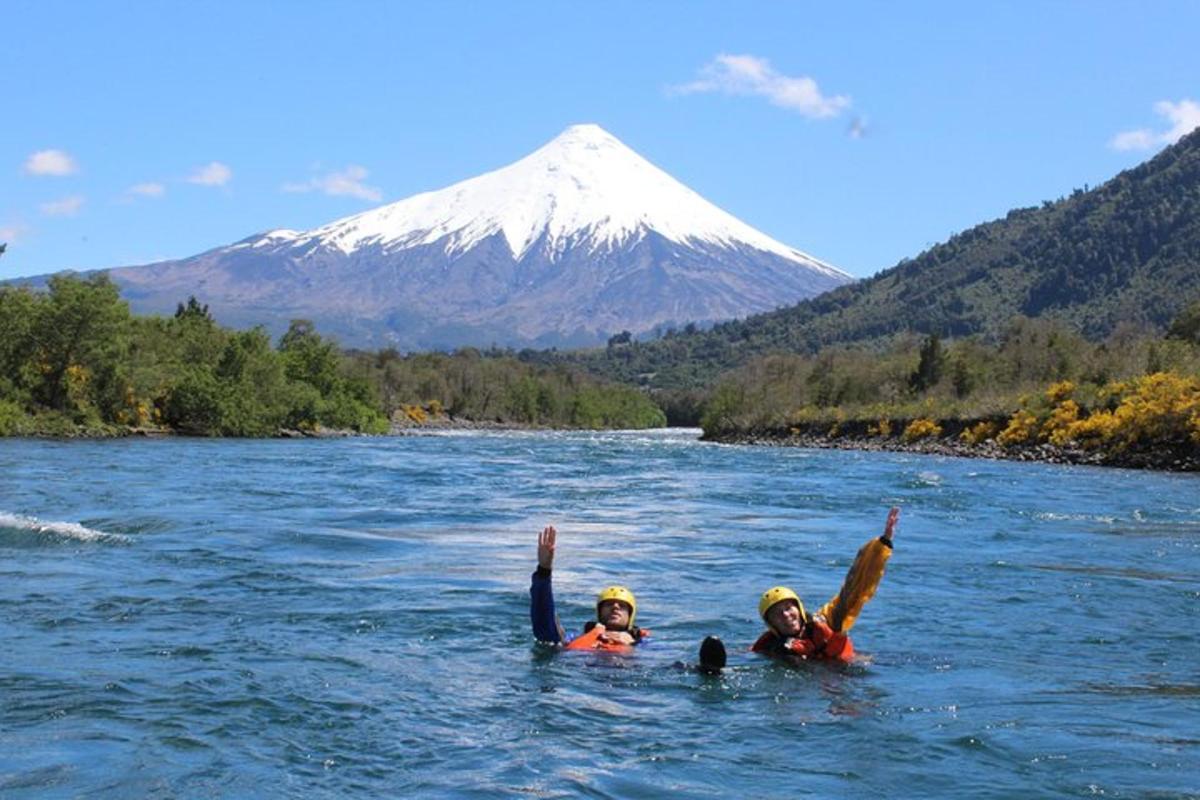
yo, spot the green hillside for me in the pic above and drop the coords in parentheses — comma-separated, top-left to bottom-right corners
(534, 127, 1200, 391)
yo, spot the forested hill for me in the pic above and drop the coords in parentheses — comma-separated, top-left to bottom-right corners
(537, 127, 1200, 389)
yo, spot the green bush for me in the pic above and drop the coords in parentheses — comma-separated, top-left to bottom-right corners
(0, 399, 25, 436)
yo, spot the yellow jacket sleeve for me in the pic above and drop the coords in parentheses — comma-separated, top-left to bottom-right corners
(814, 536, 893, 633)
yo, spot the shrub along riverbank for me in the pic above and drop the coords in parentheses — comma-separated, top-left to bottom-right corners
(700, 316, 1200, 471)
(0, 275, 665, 437)
(707, 376, 1200, 471)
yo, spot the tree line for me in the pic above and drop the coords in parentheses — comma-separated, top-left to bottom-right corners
(0, 274, 665, 437)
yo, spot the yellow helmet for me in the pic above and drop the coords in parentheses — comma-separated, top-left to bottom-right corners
(596, 585, 637, 627)
(759, 586, 805, 622)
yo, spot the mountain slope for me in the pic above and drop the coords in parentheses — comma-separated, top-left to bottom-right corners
(94, 124, 851, 349)
(545, 127, 1200, 388)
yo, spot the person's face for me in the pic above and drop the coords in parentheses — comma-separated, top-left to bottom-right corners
(766, 599, 804, 637)
(598, 599, 632, 630)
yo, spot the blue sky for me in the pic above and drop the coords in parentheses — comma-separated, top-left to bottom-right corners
(2, 1, 1197, 281)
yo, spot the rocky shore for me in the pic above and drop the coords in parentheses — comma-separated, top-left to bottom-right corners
(388, 414, 547, 435)
(704, 430, 1200, 472)
(5, 424, 369, 440)
(6, 414, 559, 439)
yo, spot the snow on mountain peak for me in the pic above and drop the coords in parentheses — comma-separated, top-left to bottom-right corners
(277, 125, 846, 278)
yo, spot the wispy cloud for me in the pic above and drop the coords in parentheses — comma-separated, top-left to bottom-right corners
(127, 182, 166, 198)
(1110, 99, 1200, 151)
(282, 165, 382, 202)
(24, 149, 78, 176)
(0, 222, 29, 243)
(673, 54, 851, 119)
(187, 161, 233, 186)
(40, 195, 85, 216)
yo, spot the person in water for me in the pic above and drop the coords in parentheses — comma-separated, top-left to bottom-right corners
(530, 524, 649, 650)
(753, 506, 899, 664)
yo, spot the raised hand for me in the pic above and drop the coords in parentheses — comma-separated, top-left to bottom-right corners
(537, 525, 557, 570)
(883, 506, 900, 542)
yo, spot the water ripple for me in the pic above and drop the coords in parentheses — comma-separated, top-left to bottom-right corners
(1, 432, 1199, 797)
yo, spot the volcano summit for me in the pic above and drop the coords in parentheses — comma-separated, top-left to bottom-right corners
(106, 124, 852, 349)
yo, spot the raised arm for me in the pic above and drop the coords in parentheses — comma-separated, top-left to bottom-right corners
(538, 525, 556, 571)
(815, 507, 899, 633)
(530, 525, 566, 643)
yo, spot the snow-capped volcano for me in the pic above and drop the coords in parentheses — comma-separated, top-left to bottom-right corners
(259, 124, 843, 270)
(103, 124, 853, 348)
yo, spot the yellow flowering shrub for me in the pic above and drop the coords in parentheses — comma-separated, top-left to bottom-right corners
(1042, 399, 1081, 446)
(867, 418, 893, 437)
(1045, 381, 1076, 404)
(1108, 372, 1200, 445)
(401, 403, 428, 424)
(1097, 380, 1129, 408)
(960, 420, 999, 444)
(997, 410, 1038, 446)
(1053, 372, 1200, 450)
(114, 386, 153, 428)
(902, 418, 943, 441)
(1065, 410, 1119, 447)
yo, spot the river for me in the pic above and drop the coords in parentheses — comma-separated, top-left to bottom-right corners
(2, 430, 1198, 797)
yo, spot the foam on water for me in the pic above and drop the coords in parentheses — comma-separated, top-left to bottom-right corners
(0, 511, 130, 544)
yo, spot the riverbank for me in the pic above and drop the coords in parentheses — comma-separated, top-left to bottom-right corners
(0, 422, 368, 440)
(1, 411, 610, 439)
(388, 411, 535, 434)
(705, 427, 1200, 472)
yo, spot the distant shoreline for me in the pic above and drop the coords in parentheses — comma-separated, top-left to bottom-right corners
(704, 430, 1200, 473)
(9, 421, 1198, 472)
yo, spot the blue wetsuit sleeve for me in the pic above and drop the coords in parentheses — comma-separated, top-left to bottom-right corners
(531, 566, 564, 643)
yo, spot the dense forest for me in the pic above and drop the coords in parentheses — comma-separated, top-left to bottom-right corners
(343, 348, 666, 430)
(531, 127, 1200, 391)
(0, 275, 665, 436)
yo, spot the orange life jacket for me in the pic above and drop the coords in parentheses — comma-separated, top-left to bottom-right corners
(751, 618, 855, 663)
(564, 624, 649, 653)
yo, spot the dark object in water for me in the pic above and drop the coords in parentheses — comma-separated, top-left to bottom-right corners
(699, 636, 726, 675)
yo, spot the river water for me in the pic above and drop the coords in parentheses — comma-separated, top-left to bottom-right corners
(1, 430, 1198, 798)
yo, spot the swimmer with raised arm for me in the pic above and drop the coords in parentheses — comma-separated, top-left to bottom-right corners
(753, 507, 899, 664)
(529, 525, 649, 652)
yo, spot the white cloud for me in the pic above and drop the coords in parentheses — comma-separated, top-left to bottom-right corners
(40, 195, 85, 216)
(0, 222, 29, 243)
(127, 182, 166, 198)
(188, 161, 233, 186)
(673, 54, 851, 119)
(282, 164, 382, 202)
(1110, 99, 1200, 151)
(24, 149, 78, 176)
